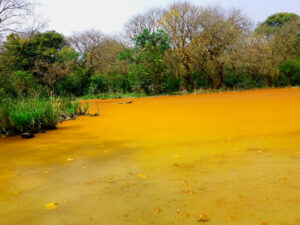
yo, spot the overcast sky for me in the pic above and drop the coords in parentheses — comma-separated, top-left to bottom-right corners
(37, 0, 300, 36)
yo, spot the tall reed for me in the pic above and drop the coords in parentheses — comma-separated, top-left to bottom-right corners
(0, 97, 88, 136)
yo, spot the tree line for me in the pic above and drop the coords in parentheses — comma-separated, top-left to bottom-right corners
(0, 0, 300, 99)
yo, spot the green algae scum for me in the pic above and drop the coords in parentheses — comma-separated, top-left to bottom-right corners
(0, 88, 300, 225)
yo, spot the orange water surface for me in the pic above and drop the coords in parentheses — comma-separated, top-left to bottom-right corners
(0, 88, 300, 225)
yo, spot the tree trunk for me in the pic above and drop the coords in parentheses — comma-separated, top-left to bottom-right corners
(215, 63, 224, 89)
(264, 74, 271, 86)
(183, 76, 190, 91)
(183, 61, 193, 91)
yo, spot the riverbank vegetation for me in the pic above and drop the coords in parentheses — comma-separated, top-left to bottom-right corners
(0, 0, 299, 135)
(0, 97, 88, 136)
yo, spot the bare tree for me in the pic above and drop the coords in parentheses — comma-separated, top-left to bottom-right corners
(242, 18, 299, 86)
(0, 0, 34, 39)
(69, 30, 124, 74)
(69, 29, 106, 70)
(124, 8, 163, 42)
(196, 6, 252, 88)
(19, 11, 48, 38)
(159, 1, 202, 90)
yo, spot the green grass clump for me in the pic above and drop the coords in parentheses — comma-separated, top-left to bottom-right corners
(0, 97, 88, 136)
(79, 92, 147, 100)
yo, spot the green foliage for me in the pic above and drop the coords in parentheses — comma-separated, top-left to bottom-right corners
(55, 68, 90, 96)
(88, 73, 132, 95)
(119, 29, 170, 94)
(2, 31, 68, 70)
(109, 74, 131, 93)
(190, 71, 208, 89)
(159, 72, 180, 93)
(263, 12, 299, 27)
(80, 92, 146, 100)
(280, 58, 300, 85)
(89, 74, 110, 94)
(0, 71, 42, 98)
(0, 97, 88, 136)
(224, 72, 253, 89)
(0, 31, 78, 91)
(223, 69, 266, 89)
(0, 97, 60, 135)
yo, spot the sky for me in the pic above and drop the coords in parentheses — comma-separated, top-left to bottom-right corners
(37, 0, 300, 36)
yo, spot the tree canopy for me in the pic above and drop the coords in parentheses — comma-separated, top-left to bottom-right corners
(262, 12, 299, 27)
(0, 1, 299, 99)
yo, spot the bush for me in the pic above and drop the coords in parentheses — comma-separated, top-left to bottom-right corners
(89, 74, 110, 94)
(275, 73, 289, 87)
(109, 74, 130, 93)
(0, 97, 88, 136)
(223, 70, 253, 89)
(159, 73, 180, 93)
(280, 58, 300, 85)
(191, 71, 208, 89)
(55, 68, 90, 96)
(0, 71, 42, 98)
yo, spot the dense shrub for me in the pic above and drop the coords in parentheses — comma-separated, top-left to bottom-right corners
(280, 58, 300, 85)
(89, 74, 110, 94)
(55, 68, 90, 96)
(223, 70, 253, 89)
(0, 71, 42, 98)
(191, 71, 208, 89)
(109, 74, 131, 93)
(159, 73, 180, 93)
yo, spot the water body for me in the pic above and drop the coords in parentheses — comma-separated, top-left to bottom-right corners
(0, 88, 300, 225)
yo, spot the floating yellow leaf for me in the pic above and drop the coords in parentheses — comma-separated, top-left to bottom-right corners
(196, 213, 210, 222)
(138, 174, 147, 179)
(184, 213, 190, 218)
(154, 208, 162, 213)
(44, 202, 58, 210)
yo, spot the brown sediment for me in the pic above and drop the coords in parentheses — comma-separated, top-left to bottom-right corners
(0, 88, 300, 225)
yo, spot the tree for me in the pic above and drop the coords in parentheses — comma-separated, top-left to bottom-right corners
(124, 8, 162, 42)
(119, 29, 170, 93)
(197, 7, 251, 88)
(0, 31, 78, 92)
(280, 58, 300, 85)
(159, 3, 251, 89)
(0, 0, 34, 41)
(69, 30, 124, 75)
(158, 1, 202, 90)
(262, 12, 299, 27)
(246, 13, 300, 86)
